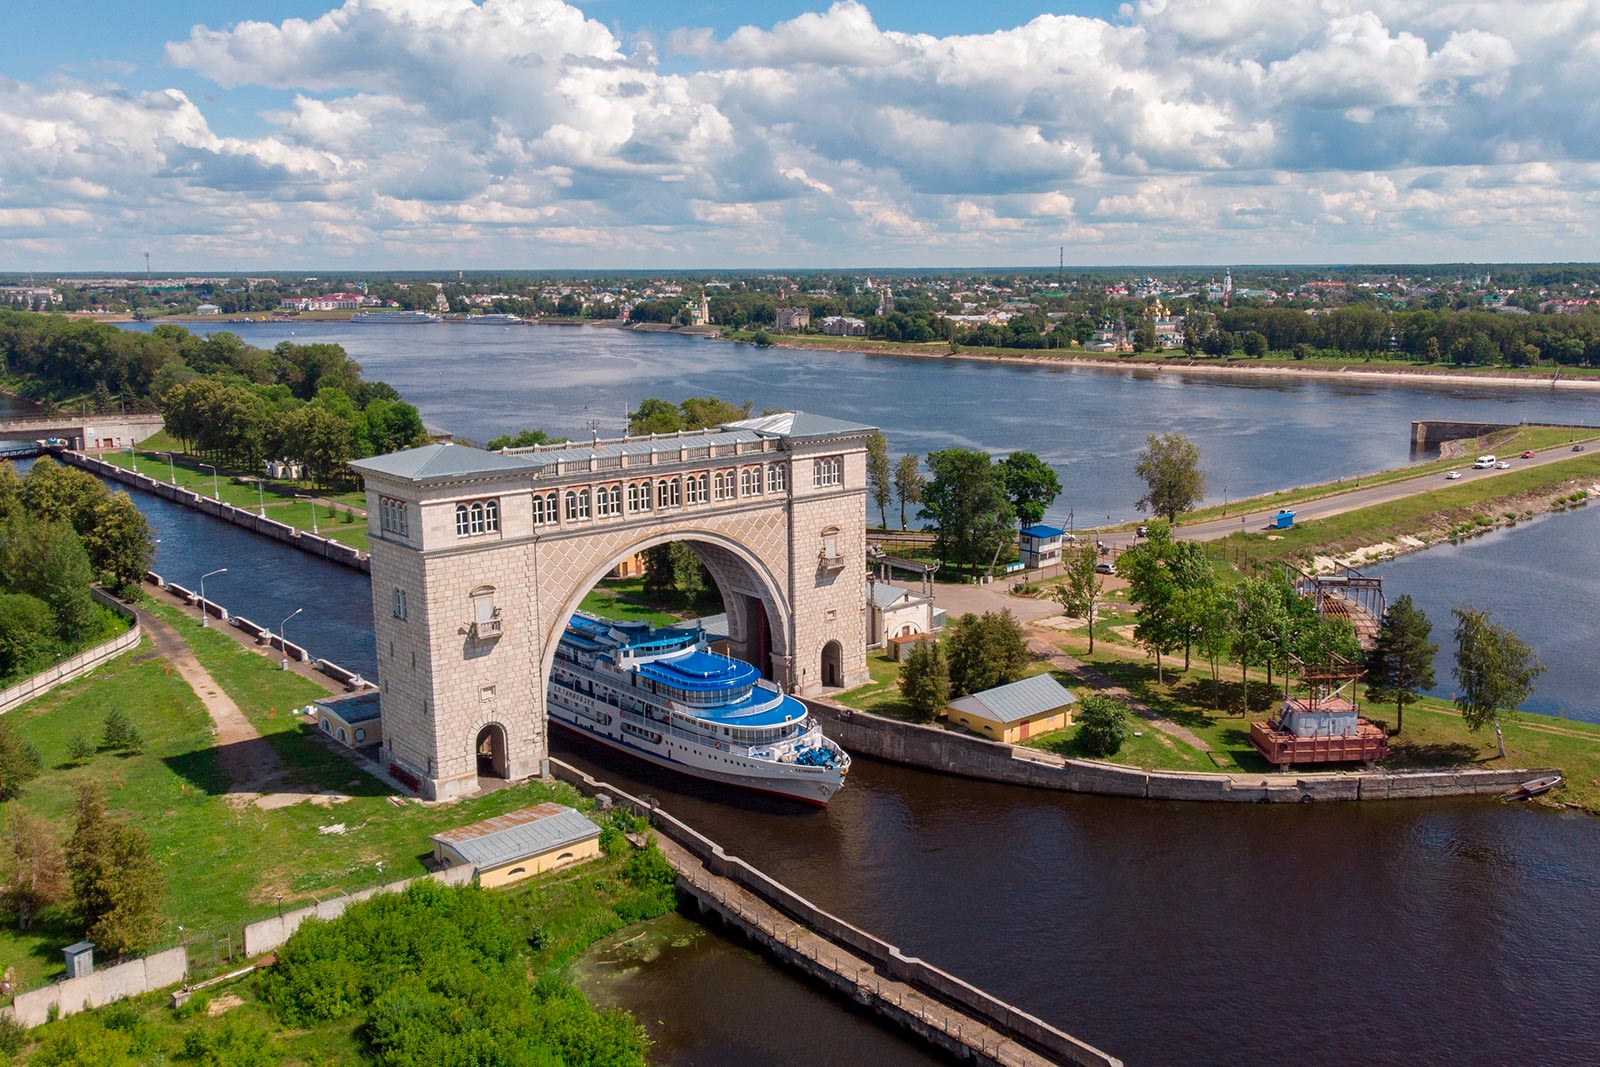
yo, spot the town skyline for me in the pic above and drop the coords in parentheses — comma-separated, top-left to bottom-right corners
(3, 0, 1595, 270)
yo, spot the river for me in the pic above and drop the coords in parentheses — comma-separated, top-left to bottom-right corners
(128, 321, 1600, 527)
(19, 328, 1600, 1065)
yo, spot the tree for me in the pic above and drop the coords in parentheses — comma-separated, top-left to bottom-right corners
(2, 518, 97, 641)
(85, 492, 154, 597)
(282, 404, 354, 489)
(919, 449, 1016, 577)
(1242, 331, 1269, 358)
(2, 808, 66, 930)
(898, 639, 950, 723)
(485, 428, 559, 450)
(0, 720, 43, 801)
(942, 611, 1028, 696)
(1054, 542, 1104, 653)
(1074, 694, 1130, 758)
(1364, 595, 1437, 735)
(999, 451, 1062, 529)
(669, 542, 706, 603)
(1119, 523, 1184, 683)
(102, 707, 142, 754)
(68, 733, 95, 764)
(1134, 432, 1206, 523)
(0, 591, 58, 681)
(866, 433, 893, 528)
(1231, 574, 1286, 713)
(65, 783, 165, 956)
(894, 454, 924, 530)
(1452, 606, 1544, 758)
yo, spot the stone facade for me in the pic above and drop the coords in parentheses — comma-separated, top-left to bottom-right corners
(354, 415, 872, 799)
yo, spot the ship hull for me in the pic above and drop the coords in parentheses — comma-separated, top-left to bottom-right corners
(548, 703, 840, 806)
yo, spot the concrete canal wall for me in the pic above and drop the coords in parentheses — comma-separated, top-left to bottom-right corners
(805, 699, 1554, 804)
(59, 451, 371, 574)
(551, 759, 1120, 1067)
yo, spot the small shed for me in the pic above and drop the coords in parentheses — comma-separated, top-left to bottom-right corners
(1018, 525, 1066, 569)
(945, 673, 1079, 743)
(312, 691, 383, 749)
(868, 582, 935, 649)
(430, 803, 601, 888)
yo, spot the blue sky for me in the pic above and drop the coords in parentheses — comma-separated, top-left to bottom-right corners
(1, 0, 1594, 270)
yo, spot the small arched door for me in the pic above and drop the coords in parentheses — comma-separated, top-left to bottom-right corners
(820, 640, 843, 688)
(476, 724, 508, 779)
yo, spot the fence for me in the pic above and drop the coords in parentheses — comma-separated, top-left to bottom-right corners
(0, 590, 140, 715)
(6, 947, 187, 1028)
(241, 865, 475, 957)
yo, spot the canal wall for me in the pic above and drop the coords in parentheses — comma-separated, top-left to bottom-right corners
(551, 759, 1120, 1067)
(1410, 419, 1598, 451)
(0, 590, 140, 715)
(805, 700, 1554, 804)
(59, 451, 371, 574)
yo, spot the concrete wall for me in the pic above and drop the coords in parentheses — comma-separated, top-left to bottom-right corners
(6, 947, 188, 1028)
(241, 864, 475, 957)
(807, 699, 1556, 804)
(0, 590, 140, 715)
(550, 760, 1120, 1067)
(60, 452, 370, 574)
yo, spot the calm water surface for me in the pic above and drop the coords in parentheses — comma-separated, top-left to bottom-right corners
(130, 322, 1600, 526)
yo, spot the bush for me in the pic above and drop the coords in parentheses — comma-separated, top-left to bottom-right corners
(68, 733, 95, 764)
(177, 1014, 275, 1067)
(102, 707, 142, 753)
(1075, 694, 1132, 758)
(0, 720, 43, 801)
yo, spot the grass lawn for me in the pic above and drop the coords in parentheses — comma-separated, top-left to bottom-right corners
(1023, 719, 1209, 772)
(1210, 452, 1600, 571)
(0, 601, 617, 992)
(1176, 425, 1600, 527)
(98, 448, 370, 548)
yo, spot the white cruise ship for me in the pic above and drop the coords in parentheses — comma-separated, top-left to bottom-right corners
(351, 310, 440, 323)
(548, 613, 849, 805)
(461, 313, 522, 325)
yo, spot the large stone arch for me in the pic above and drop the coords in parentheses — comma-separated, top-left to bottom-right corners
(536, 527, 793, 693)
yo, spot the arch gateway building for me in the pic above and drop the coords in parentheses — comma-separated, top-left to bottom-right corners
(350, 412, 874, 800)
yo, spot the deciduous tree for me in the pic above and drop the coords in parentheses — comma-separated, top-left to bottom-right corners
(1134, 432, 1207, 524)
(999, 451, 1062, 529)
(1452, 606, 1544, 758)
(894, 454, 924, 530)
(919, 449, 1015, 577)
(1365, 595, 1437, 736)
(1054, 542, 1104, 653)
(866, 433, 893, 528)
(942, 610, 1028, 697)
(1074, 694, 1130, 758)
(0, 720, 43, 801)
(85, 493, 154, 597)
(1119, 523, 1184, 683)
(2, 808, 66, 930)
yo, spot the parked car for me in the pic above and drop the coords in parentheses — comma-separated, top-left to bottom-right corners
(1522, 450, 1536, 458)
(1574, 444, 1587, 452)
(1095, 561, 1116, 575)
(1445, 470, 1462, 480)
(1135, 525, 1149, 538)
(1496, 461, 1511, 469)
(1062, 532, 1079, 543)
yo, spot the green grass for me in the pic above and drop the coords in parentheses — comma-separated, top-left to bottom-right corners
(98, 449, 370, 548)
(1023, 719, 1209, 772)
(578, 579, 688, 628)
(0, 601, 621, 992)
(1212, 451, 1600, 571)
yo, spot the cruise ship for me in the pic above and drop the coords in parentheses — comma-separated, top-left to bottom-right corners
(461, 313, 522, 325)
(351, 310, 440, 324)
(548, 612, 850, 805)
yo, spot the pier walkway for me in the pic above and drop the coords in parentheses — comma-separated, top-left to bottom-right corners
(553, 760, 1120, 1067)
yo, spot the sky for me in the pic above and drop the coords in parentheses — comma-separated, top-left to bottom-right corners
(1, 0, 1596, 271)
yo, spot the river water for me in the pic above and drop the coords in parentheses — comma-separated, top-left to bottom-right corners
(128, 322, 1599, 527)
(25, 327, 1600, 1065)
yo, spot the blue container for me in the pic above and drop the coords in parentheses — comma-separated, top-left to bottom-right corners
(1274, 510, 1296, 529)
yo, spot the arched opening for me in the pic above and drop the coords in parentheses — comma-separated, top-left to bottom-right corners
(476, 723, 508, 779)
(821, 640, 844, 688)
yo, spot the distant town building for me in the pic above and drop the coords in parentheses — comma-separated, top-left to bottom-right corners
(283, 292, 365, 311)
(0, 286, 61, 307)
(775, 306, 811, 331)
(876, 287, 895, 317)
(684, 290, 712, 326)
(195, 303, 222, 315)
(819, 315, 868, 337)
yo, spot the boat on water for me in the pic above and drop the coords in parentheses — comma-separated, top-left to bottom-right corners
(351, 310, 440, 324)
(548, 612, 850, 805)
(460, 313, 522, 325)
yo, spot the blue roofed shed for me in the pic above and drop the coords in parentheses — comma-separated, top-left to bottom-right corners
(1019, 524, 1068, 569)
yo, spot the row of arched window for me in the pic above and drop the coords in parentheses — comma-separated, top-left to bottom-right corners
(379, 496, 409, 536)
(452, 463, 790, 539)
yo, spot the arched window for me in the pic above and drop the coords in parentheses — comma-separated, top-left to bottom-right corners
(813, 455, 842, 487)
(455, 503, 471, 536)
(484, 499, 499, 532)
(455, 499, 500, 537)
(578, 489, 591, 519)
(392, 587, 407, 620)
(596, 485, 615, 518)
(469, 501, 485, 534)
(686, 473, 708, 505)
(767, 463, 786, 493)
(742, 468, 760, 496)
(532, 494, 546, 526)
(545, 492, 559, 524)
(608, 485, 622, 516)
(658, 479, 680, 509)
(565, 491, 581, 521)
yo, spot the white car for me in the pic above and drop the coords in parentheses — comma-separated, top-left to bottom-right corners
(1495, 461, 1511, 469)
(1445, 470, 1462, 480)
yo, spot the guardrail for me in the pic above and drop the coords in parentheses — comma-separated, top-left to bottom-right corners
(0, 590, 139, 715)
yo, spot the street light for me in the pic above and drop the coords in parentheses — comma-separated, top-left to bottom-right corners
(254, 478, 266, 518)
(295, 493, 319, 534)
(165, 452, 177, 485)
(199, 463, 220, 501)
(278, 607, 303, 670)
(127, 444, 138, 474)
(198, 567, 227, 627)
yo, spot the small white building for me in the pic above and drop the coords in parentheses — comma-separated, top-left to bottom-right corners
(819, 315, 868, 337)
(195, 303, 222, 316)
(1018, 525, 1067, 569)
(867, 582, 935, 653)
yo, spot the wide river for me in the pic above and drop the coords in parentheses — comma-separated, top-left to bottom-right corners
(25, 326, 1600, 1065)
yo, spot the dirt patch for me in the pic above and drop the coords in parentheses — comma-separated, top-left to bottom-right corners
(206, 993, 243, 1016)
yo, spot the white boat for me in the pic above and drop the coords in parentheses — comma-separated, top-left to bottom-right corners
(351, 310, 440, 324)
(548, 612, 850, 805)
(461, 313, 522, 325)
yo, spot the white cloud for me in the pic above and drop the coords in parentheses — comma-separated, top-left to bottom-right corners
(0, 0, 1597, 267)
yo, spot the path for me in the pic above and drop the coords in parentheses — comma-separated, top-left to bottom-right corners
(1023, 630, 1213, 754)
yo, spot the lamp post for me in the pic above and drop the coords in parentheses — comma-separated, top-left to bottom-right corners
(254, 478, 266, 518)
(165, 452, 177, 485)
(198, 567, 227, 627)
(278, 607, 302, 670)
(199, 463, 220, 501)
(295, 493, 319, 534)
(127, 445, 138, 474)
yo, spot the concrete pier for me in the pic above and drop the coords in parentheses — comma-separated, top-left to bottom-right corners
(552, 759, 1120, 1067)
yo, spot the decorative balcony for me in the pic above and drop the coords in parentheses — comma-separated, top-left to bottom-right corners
(471, 614, 503, 640)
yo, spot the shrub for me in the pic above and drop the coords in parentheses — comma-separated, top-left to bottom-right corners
(0, 720, 43, 801)
(101, 707, 142, 753)
(177, 1014, 275, 1067)
(1075, 694, 1132, 758)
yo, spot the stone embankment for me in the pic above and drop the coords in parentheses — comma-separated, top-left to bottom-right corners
(806, 700, 1553, 804)
(59, 451, 370, 574)
(552, 759, 1120, 1067)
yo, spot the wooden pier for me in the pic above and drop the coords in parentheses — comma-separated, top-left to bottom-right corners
(552, 759, 1120, 1067)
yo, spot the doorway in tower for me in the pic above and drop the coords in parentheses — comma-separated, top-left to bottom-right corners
(743, 594, 773, 679)
(476, 724, 508, 779)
